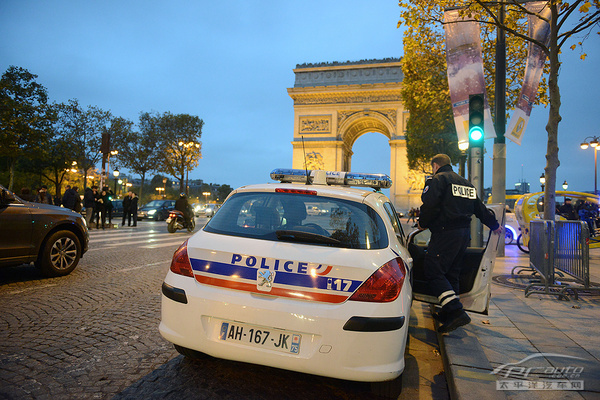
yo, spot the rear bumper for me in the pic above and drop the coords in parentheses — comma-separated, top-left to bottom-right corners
(159, 273, 411, 382)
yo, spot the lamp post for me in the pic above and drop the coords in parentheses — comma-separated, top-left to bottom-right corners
(562, 180, 568, 191)
(202, 191, 211, 204)
(540, 173, 546, 191)
(178, 140, 201, 195)
(113, 169, 120, 195)
(580, 136, 599, 195)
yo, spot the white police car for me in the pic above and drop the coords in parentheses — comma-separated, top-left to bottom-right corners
(159, 169, 501, 391)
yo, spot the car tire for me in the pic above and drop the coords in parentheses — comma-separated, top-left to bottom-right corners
(370, 373, 403, 398)
(36, 230, 82, 277)
(174, 344, 208, 360)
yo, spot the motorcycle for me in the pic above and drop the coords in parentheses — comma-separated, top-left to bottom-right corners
(166, 210, 195, 233)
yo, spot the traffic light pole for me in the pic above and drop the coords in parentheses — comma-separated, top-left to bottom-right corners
(470, 147, 484, 247)
(492, 3, 507, 256)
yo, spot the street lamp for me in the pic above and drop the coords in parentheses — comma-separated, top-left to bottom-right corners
(580, 136, 599, 195)
(562, 180, 568, 191)
(540, 173, 545, 191)
(202, 191, 211, 203)
(113, 169, 120, 195)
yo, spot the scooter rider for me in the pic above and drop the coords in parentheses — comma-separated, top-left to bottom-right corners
(175, 193, 193, 227)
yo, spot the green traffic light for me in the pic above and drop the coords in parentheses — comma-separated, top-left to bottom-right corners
(469, 126, 484, 141)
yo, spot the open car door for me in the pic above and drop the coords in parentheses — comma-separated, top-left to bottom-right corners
(408, 204, 505, 315)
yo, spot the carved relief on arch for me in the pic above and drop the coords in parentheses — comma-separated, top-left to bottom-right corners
(337, 109, 397, 134)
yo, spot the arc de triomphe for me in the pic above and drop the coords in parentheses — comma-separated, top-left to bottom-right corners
(287, 58, 424, 212)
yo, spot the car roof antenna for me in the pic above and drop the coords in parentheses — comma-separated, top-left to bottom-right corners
(301, 135, 310, 185)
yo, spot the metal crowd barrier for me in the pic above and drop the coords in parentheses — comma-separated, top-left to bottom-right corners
(525, 220, 592, 300)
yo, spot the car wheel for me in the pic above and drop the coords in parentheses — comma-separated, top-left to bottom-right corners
(154, 214, 160, 221)
(174, 344, 208, 360)
(37, 230, 82, 277)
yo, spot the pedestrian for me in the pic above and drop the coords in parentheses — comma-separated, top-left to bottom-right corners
(103, 188, 114, 225)
(558, 198, 578, 220)
(122, 191, 132, 226)
(61, 185, 78, 210)
(95, 189, 106, 229)
(72, 187, 82, 213)
(19, 188, 35, 202)
(83, 186, 98, 227)
(407, 208, 415, 223)
(34, 185, 53, 205)
(129, 192, 138, 227)
(418, 154, 502, 333)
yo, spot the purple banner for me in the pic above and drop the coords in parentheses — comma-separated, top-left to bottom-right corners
(444, 9, 496, 146)
(506, 2, 551, 145)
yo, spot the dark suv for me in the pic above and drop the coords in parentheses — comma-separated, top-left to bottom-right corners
(0, 184, 89, 277)
(137, 200, 176, 221)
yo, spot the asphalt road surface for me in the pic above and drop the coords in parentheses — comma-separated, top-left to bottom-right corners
(0, 218, 447, 400)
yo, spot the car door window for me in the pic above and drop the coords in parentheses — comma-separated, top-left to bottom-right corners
(383, 202, 405, 246)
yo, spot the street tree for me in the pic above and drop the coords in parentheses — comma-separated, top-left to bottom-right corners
(398, 2, 546, 173)
(0, 66, 55, 190)
(157, 112, 204, 193)
(399, 0, 600, 220)
(112, 112, 163, 201)
(56, 99, 112, 189)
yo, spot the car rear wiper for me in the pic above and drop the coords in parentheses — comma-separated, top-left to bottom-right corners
(275, 230, 342, 246)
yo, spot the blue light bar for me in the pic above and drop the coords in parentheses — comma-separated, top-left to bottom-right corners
(270, 169, 392, 189)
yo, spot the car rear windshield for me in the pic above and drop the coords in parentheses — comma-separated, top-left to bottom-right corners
(203, 191, 388, 249)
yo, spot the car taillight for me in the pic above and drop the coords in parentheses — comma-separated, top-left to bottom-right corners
(170, 240, 194, 277)
(349, 257, 406, 302)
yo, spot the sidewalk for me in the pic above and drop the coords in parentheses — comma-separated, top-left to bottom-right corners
(439, 244, 600, 400)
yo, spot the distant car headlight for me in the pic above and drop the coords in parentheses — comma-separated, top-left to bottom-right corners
(148, 209, 157, 215)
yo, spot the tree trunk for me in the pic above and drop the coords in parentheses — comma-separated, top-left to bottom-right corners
(543, 3, 561, 221)
(139, 173, 145, 203)
(8, 157, 15, 191)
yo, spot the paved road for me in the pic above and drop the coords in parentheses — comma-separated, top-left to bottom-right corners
(0, 219, 447, 399)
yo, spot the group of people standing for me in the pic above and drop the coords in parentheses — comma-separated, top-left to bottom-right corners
(82, 186, 138, 229)
(558, 197, 599, 235)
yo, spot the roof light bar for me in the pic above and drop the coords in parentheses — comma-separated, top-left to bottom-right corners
(270, 168, 392, 189)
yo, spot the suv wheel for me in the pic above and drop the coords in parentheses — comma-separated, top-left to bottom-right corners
(37, 231, 82, 277)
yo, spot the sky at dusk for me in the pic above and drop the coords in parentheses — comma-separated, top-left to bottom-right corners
(1, 1, 599, 201)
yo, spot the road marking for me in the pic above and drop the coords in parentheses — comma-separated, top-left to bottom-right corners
(119, 260, 171, 272)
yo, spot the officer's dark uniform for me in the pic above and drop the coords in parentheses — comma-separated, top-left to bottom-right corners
(419, 163, 499, 331)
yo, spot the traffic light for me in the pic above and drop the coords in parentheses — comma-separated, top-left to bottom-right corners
(468, 94, 484, 147)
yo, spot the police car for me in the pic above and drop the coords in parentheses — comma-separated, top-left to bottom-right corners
(159, 168, 502, 389)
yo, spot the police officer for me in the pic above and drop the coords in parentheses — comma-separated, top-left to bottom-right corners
(418, 154, 502, 333)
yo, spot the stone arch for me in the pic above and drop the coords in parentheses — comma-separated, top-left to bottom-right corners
(287, 59, 425, 212)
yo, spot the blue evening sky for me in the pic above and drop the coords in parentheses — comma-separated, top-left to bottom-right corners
(1, 1, 599, 196)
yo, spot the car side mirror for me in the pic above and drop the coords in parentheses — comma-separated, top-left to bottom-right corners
(1, 189, 16, 205)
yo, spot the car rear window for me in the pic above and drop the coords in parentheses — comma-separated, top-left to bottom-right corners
(203, 191, 388, 249)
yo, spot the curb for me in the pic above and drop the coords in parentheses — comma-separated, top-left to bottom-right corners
(433, 306, 505, 400)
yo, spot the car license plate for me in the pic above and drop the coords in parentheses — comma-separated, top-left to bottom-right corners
(218, 320, 301, 354)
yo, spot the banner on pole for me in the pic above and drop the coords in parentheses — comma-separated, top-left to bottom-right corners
(444, 9, 496, 145)
(505, 2, 551, 145)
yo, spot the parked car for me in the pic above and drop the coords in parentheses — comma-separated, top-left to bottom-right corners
(0, 184, 89, 277)
(138, 200, 176, 221)
(111, 199, 124, 218)
(159, 168, 502, 394)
